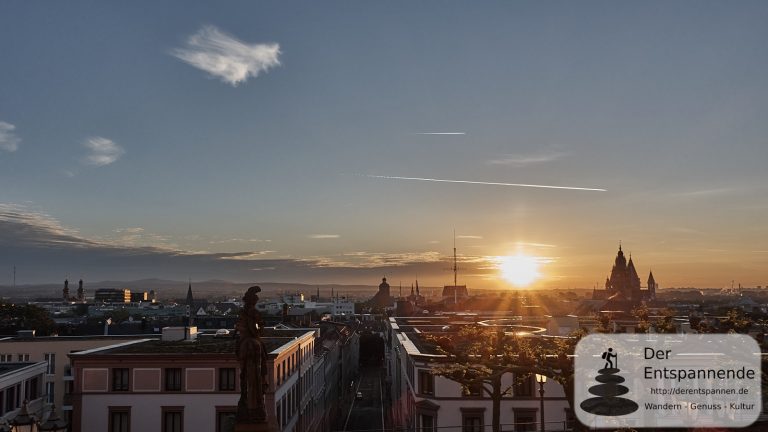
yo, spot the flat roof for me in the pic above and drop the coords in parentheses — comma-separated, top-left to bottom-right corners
(72, 334, 312, 356)
(0, 362, 37, 374)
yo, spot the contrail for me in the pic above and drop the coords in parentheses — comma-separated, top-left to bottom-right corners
(364, 174, 606, 192)
(414, 132, 466, 135)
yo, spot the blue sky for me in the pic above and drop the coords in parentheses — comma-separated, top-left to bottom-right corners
(1, 1, 767, 288)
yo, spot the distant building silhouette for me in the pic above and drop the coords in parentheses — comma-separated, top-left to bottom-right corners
(94, 288, 131, 303)
(370, 277, 393, 308)
(593, 245, 656, 303)
(77, 279, 85, 302)
(63, 279, 70, 301)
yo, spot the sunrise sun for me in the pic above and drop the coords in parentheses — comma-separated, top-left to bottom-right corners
(499, 254, 541, 287)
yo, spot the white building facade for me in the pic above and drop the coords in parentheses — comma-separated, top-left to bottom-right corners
(386, 317, 574, 432)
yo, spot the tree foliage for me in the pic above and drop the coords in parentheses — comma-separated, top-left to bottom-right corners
(719, 309, 752, 333)
(425, 325, 585, 432)
(0, 303, 56, 335)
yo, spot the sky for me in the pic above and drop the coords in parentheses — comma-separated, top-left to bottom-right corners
(1, 1, 767, 289)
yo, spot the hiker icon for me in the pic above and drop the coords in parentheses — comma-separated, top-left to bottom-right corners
(602, 348, 617, 369)
(580, 347, 638, 416)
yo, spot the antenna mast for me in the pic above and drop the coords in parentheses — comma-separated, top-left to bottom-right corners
(453, 230, 458, 304)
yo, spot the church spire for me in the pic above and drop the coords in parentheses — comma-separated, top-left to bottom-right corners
(186, 279, 194, 306)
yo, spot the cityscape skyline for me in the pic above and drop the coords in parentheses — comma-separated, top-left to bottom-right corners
(1, 2, 767, 288)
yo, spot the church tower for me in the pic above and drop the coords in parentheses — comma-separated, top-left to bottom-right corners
(648, 271, 657, 300)
(77, 279, 85, 302)
(63, 279, 70, 301)
(186, 281, 195, 326)
(379, 277, 390, 298)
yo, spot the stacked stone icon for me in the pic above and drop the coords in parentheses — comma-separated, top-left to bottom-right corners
(580, 350, 639, 416)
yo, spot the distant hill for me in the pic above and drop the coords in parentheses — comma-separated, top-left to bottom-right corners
(0, 279, 395, 302)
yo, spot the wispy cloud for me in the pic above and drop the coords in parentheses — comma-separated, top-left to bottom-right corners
(309, 234, 340, 239)
(671, 188, 735, 198)
(457, 235, 483, 239)
(83, 137, 124, 166)
(208, 238, 271, 244)
(364, 174, 606, 192)
(172, 25, 280, 86)
(217, 251, 276, 260)
(487, 150, 567, 167)
(0, 121, 20, 152)
(414, 132, 466, 135)
(300, 251, 444, 269)
(514, 242, 557, 248)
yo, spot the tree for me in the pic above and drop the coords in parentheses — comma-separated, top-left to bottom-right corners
(631, 304, 650, 333)
(0, 304, 56, 335)
(426, 326, 535, 432)
(653, 308, 678, 334)
(720, 309, 753, 333)
(426, 325, 581, 432)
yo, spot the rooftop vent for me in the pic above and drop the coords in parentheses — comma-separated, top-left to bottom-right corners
(16, 330, 35, 339)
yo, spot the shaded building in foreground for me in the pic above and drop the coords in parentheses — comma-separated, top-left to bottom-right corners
(69, 324, 358, 432)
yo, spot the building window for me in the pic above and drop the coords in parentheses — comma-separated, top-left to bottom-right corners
(46, 382, 55, 404)
(513, 373, 534, 397)
(420, 414, 434, 432)
(162, 407, 183, 432)
(108, 407, 131, 432)
(26, 376, 40, 401)
(17, 353, 29, 362)
(216, 409, 236, 432)
(0, 354, 11, 362)
(165, 368, 182, 391)
(112, 368, 129, 391)
(460, 408, 484, 432)
(464, 382, 483, 397)
(44, 353, 56, 375)
(418, 370, 434, 395)
(5, 386, 16, 413)
(513, 408, 538, 432)
(219, 368, 236, 391)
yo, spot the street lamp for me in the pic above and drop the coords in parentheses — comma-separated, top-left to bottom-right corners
(535, 374, 547, 432)
(8, 400, 37, 432)
(38, 406, 67, 432)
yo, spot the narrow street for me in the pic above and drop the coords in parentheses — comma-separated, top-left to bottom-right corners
(344, 366, 384, 432)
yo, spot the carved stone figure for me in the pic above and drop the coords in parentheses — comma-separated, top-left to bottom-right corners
(236, 286, 269, 423)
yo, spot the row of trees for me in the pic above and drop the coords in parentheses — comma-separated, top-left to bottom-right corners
(424, 307, 762, 432)
(426, 326, 584, 432)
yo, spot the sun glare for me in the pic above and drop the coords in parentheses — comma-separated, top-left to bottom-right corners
(499, 254, 541, 287)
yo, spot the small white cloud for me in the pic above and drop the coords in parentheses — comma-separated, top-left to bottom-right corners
(457, 235, 483, 239)
(172, 25, 281, 86)
(309, 234, 340, 239)
(83, 137, 124, 166)
(0, 121, 21, 152)
(487, 150, 567, 167)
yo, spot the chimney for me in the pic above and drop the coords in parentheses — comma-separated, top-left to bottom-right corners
(282, 303, 289, 323)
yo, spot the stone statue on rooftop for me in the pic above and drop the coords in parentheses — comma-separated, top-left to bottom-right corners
(235, 285, 269, 425)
